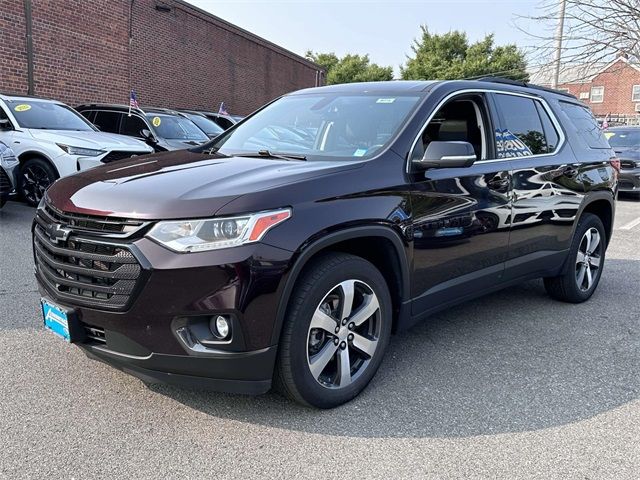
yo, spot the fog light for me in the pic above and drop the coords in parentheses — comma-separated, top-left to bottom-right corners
(210, 315, 231, 340)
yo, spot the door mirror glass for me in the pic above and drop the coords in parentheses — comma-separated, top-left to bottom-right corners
(414, 141, 477, 169)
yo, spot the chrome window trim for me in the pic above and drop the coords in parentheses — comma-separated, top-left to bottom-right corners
(406, 88, 567, 173)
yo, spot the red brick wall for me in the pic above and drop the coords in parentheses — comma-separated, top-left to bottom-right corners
(0, 0, 29, 94)
(559, 60, 640, 117)
(0, 0, 321, 115)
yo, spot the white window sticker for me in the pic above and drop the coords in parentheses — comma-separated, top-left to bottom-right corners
(353, 148, 367, 157)
(376, 98, 396, 104)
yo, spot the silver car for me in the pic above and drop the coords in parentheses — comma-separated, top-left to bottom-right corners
(0, 140, 19, 208)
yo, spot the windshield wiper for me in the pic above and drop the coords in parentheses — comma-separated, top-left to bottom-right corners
(236, 149, 307, 161)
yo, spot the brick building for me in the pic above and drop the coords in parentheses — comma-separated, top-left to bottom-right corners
(0, 0, 323, 115)
(530, 56, 640, 122)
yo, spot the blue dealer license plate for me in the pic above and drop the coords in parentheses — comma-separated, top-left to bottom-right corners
(42, 299, 71, 342)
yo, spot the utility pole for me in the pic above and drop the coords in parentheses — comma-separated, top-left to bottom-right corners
(551, 0, 567, 89)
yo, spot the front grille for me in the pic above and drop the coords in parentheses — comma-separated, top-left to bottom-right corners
(101, 151, 142, 163)
(44, 202, 144, 235)
(620, 160, 637, 170)
(0, 167, 11, 197)
(33, 212, 143, 311)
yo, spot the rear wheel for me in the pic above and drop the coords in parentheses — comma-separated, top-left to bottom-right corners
(19, 158, 57, 206)
(276, 253, 392, 408)
(544, 213, 606, 303)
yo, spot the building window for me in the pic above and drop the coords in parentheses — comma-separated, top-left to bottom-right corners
(579, 92, 589, 100)
(590, 86, 604, 103)
(557, 88, 569, 93)
(632, 85, 640, 102)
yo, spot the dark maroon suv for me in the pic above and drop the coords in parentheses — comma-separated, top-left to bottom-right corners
(33, 79, 618, 408)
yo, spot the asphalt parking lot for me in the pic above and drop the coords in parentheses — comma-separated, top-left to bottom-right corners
(1, 198, 639, 479)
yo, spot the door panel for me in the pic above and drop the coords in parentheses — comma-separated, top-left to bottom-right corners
(410, 161, 513, 314)
(490, 93, 584, 281)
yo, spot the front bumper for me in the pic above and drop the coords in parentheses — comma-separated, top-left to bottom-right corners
(80, 342, 276, 394)
(618, 168, 640, 192)
(33, 205, 294, 394)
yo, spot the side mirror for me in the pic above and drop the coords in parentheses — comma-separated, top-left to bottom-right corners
(414, 141, 477, 169)
(0, 118, 13, 131)
(141, 129, 157, 143)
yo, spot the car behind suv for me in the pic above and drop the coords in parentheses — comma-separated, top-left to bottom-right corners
(34, 79, 618, 408)
(604, 126, 640, 197)
(0, 94, 154, 206)
(77, 104, 211, 151)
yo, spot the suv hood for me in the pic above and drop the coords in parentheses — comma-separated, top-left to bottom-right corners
(161, 138, 209, 150)
(46, 150, 359, 219)
(28, 129, 153, 152)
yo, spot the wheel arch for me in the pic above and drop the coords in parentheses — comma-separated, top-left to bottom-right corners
(270, 225, 411, 345)
(18, 150, 60, 178)
(577, 193, 614, 247)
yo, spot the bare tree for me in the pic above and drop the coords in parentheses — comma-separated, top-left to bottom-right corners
(519, 0, 640, 83)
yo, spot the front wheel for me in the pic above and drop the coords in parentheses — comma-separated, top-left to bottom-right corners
(18, 158, 57, 207)
(275, 253, 392, 408)
(544, 213, 606, 303)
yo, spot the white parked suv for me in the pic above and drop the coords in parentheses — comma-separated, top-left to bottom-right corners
(0, 94, 154, 206)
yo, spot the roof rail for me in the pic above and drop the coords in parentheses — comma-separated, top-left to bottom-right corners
(477, 76, 577, 99)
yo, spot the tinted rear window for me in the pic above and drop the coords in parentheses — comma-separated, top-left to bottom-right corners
(560, 102, 610, 149)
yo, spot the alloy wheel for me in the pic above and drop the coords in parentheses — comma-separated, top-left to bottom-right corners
(22, 164, 52, 205)
(306, 279, 382, 389)
(575, 227, 601, 292)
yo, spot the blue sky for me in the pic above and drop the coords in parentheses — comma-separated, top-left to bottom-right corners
(186, 0, 548, 76)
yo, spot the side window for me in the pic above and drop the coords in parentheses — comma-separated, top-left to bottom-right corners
(494, 94, 548, 158)
(411, 96, 488, 161)
(560, 102, 610, 149)
(120, 115, 147, 138)
(80, 110, 96, 123)
(93, 111, 121, 134)
(535, 102, 560, 152)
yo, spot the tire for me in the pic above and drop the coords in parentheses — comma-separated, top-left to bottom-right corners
(275, 252, 392, 408)
(18, 157, 57, 207)
(544, 213, 606, 303)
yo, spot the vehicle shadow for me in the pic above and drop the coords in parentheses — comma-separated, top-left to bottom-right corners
(149, 258, 639, 439)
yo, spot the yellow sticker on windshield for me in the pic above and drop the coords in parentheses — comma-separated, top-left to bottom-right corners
(14, 104, 31, 112)
(604, 132, 615, 139)
(152, 116, 161, 127)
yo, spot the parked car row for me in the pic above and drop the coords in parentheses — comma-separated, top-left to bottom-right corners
(0, 92, 243, 207)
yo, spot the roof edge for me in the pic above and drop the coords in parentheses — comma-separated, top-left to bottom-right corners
(174, 0, 323, 72)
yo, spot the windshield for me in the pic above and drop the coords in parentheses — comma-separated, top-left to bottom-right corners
(146, 113, 209, 141)
(183, 113, 224, 136)
(605, 129, 640, 148)
(6, 100, 95, 131)
(209, 93, 422, 160)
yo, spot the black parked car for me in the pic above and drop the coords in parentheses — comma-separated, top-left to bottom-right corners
(604, 126, 640, 197)
(77, 104, 210, 151)
(178, 110, 225, 139)
(196, 111, 243, 130)
(35, 79, 617, 408)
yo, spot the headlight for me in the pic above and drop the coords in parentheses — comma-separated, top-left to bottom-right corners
(56, 144, 104, 156)
(147, 208, 292, 253)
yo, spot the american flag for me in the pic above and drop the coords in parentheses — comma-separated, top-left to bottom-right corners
(129, 90, 139, 109)
(218, 102, 229, 115)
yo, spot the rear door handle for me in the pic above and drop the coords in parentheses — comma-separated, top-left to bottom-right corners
(560, 165, 578, 177)
(487, 177, 510, 191)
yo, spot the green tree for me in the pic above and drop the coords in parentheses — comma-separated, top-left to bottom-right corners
(401, 27, 528, 82)
(306, 51, 393, 85)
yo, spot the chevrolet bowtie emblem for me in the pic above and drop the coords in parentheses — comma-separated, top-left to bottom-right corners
(47, 223, 72, 244)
